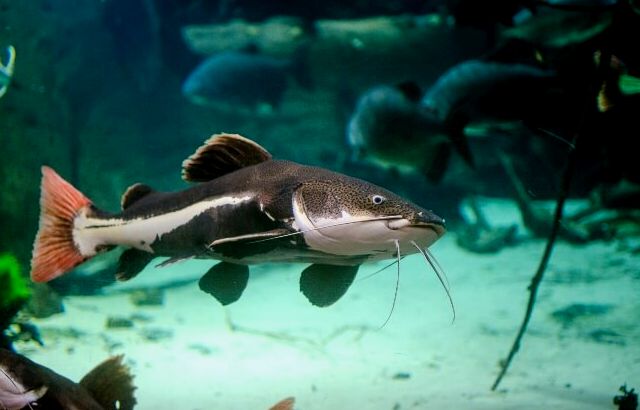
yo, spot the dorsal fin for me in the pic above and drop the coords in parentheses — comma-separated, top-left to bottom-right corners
(182, 133, 272, 182)
(121, 183, 155, 210)
(79, 355, 137, 410)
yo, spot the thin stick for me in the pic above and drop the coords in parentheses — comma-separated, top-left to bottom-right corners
(491, 144, 576, 390)
(490, 38, 612, 389)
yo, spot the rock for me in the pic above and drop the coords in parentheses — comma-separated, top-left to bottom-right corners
(140, 327, 173, 342)
(551, 303, 614, 327)
(392, 372, 411, 380)
(26, 283, 64, 318)
(106, 316, 135, 329)
(129, 288, 164, 306)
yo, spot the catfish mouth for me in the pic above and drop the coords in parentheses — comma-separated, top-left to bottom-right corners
(410, 222, 446, 237)
(386, 213, 446, 238)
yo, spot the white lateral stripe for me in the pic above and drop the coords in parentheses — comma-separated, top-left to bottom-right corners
(74, 195, 254, 255)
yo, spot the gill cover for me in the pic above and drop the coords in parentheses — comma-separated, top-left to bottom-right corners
(293, 181, 404, 257)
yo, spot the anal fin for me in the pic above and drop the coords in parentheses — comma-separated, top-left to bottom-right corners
(79, 355, 136, 410)
(300, 264, 359, 307)
(116, 249, 154, 281)
(199, 262, 250, 306)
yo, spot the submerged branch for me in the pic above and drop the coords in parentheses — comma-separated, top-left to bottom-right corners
(491, 138, 577, 391)
(490, 28, 615, 389)
(224, 311, 375, 353)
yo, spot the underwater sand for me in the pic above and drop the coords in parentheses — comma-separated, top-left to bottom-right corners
(16, 199, 640, 409)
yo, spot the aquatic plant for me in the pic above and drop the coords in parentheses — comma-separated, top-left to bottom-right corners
(0, 253, 31, 348)
(614, 384, 638, 410)
(0, 253, 30, 311)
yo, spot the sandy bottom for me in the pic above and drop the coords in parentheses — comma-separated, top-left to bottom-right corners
(16, 199, 640, 409)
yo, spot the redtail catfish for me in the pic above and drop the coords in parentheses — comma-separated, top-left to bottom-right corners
(30, 133, 448, 307)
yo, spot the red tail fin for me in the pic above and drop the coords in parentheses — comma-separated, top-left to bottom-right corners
(30, 166, 92, 283)
(269, 397, 295, 410)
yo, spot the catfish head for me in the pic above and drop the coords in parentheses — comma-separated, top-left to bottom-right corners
(291, 178, 446, 260)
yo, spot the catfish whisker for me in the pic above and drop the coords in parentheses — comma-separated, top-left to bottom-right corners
(411, 240, 455, 323)
(425, 247, 450, 290)
(379, 240, 402, 329)
(0, 367, 19, 390)
(0, 368, 35, 410)
(245, 215, 405, 244)
(357, 255, 406, 282)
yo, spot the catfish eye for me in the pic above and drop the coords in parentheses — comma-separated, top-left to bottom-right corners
(371, 195, 386, 205)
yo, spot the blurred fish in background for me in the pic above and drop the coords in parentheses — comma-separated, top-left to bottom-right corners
(346, 58, 572, 185)
(0, 45, 15, 98)
(419, 59, 575, 137)
(182, 47, 312, 115)
(501, 7, 614, 49)
(347, 82, 473, 183)
(342, 0, 640, 247)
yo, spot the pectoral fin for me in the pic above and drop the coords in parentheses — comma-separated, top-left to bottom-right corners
(155, 255, 194, 268)
(300, 264, 359, 307)
(208, 228, 291, 248)
(198, 262, 250, 305)
(116, 249, 155, 281)
(208, 229, 293, 259)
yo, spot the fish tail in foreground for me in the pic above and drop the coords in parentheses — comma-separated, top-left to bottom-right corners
(79, 355, 137, 410)
(30, 166, 97, 283)
(269, 397, 295, 410)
